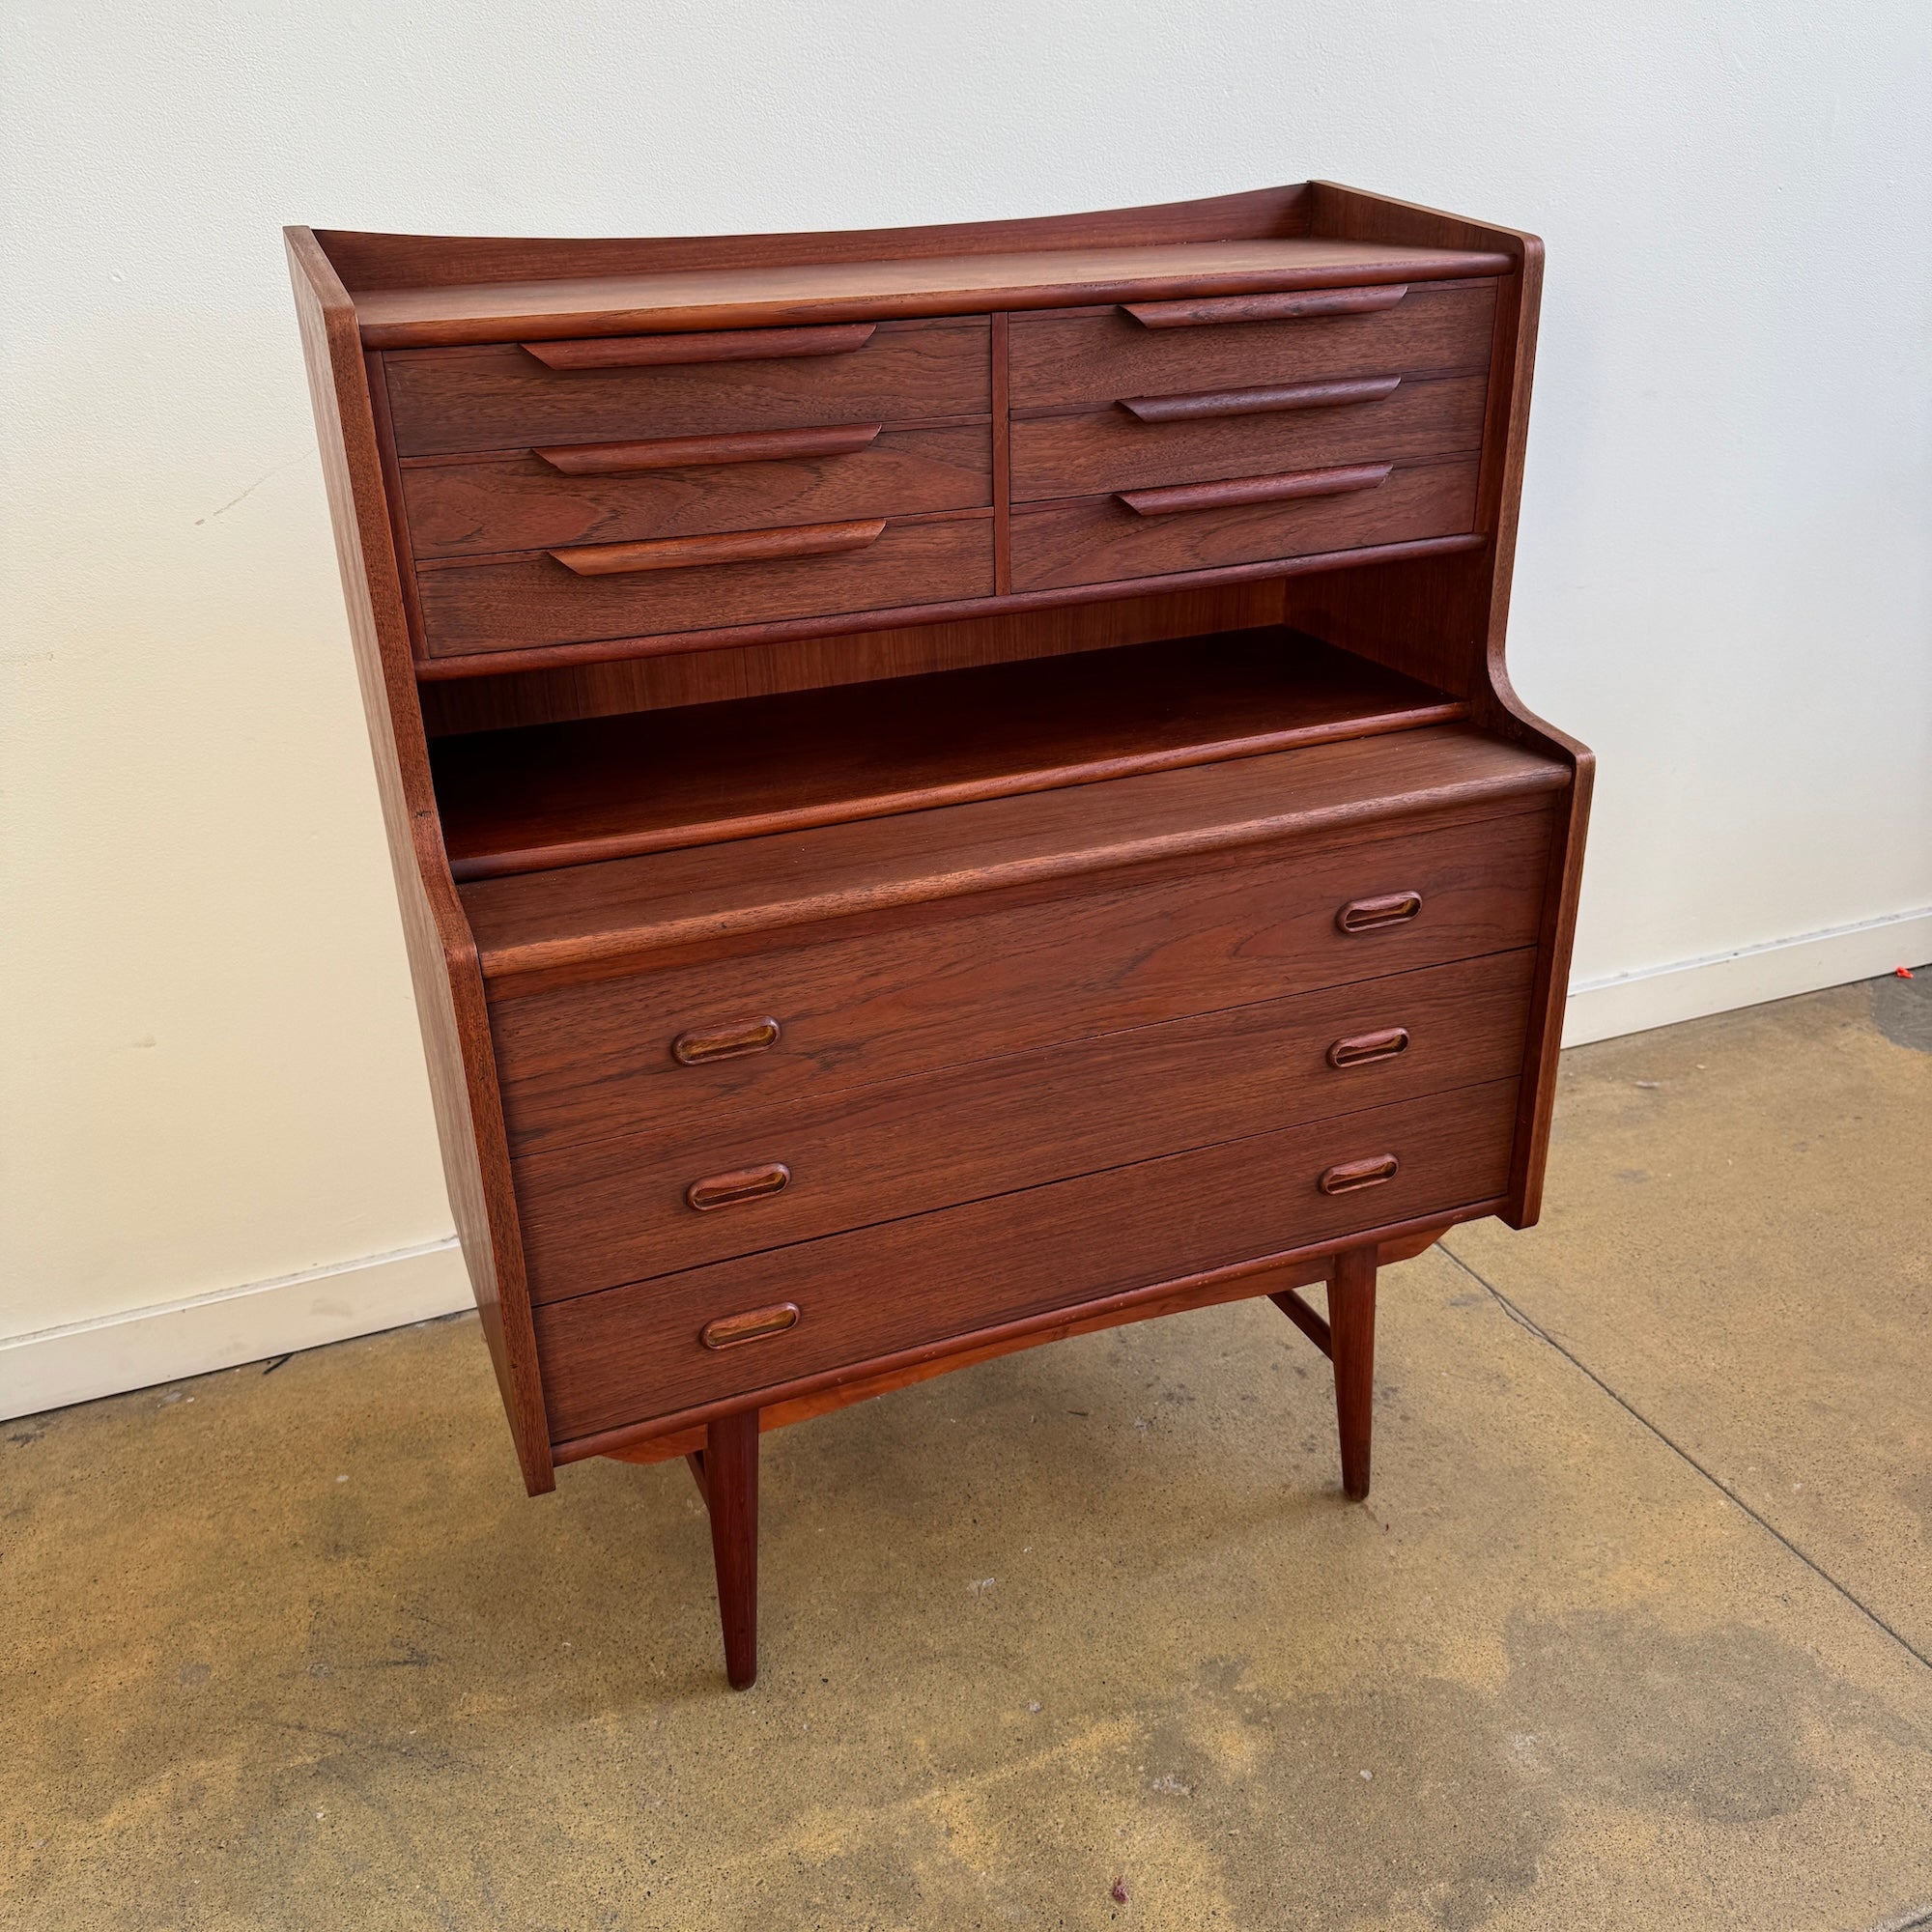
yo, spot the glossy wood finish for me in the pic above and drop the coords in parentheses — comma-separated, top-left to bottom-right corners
(1009, 282, 1494, 411)
(700, 1407, 759, 1690)
(1013, 373, 1483, 500)
(416, 514, 994, 656)
(485, 803, 1557, 1156)
(432, 630, 1464, 880)
(402, 423, 989, 560)
(461, 724, 1564, 984)
(532, 1077, 1518, 1440)
(382, 318, 990, 458)
(1014, 458, 1478, 592)
(511, 950, 1534, 1299)
(292, 181, 1586, 1705)
(1327, 1245, 1378, 1499)
(351, 236, 1513, 348)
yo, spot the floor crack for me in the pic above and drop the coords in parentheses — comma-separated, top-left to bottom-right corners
(1436, 1241, 1932, 1676)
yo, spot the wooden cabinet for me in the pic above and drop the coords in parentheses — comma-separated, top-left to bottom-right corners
(289, 182, 1591, 1690)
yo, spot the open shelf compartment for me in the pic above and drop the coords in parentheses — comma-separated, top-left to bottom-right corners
(429, 627, 1466, 882)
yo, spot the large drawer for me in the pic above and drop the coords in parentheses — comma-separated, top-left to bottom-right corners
(414, 513, 993, 656)
(1009, 283, 1495, 412)
(532, 1077, 1520, 1442)
(401, 422, 991, 559)
(1011, 457, 1480, 593)
(515, 949, 1534, 1299)
(487, 801, 1556, 1156)
(1010, 373, 1485, 502)
(382, 317, 992, 459)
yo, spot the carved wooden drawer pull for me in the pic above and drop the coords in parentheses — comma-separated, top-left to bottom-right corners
(1118, 464, 1391, 518)
(535, 423, 885, 475)
(1119, 376, 1403, 422)
(1337, 891, 1424, 933)
(1122, 285, 1409, 328)
(672, 1017, 781, 1065)
(1319, 1154, 1401, 1195)
(550, 519, 886, 578)
(700, 1302, 802, 1350)
(1327, 1027, 1411, 1068)
(520, 322, 877, 369)
(686, 1163, 792, 1212)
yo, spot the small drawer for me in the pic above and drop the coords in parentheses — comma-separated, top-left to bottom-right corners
(413, 513, 994, 657)
(400, 422, 991, 559)
(530, 1076, 1520, 1442)
(1009, 282, 1495, 412)
(1010, 456, 1480, 593)
(486, 802, 1556, 1157)
(511, 950, 1535, 1300)
(1010, 372, 1486, 502)
(381, 318, 992, 460)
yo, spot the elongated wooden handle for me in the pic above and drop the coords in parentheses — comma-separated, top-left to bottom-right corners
(1123, 286, 1409, 328)
(686, 1163, 792, 1212)
(1336, 891, 1424, 933)
(521, 323, 877, 369)
(672, 1017, 781, 1065)
(1119, 376, 1402, 423)
(1318, 1154, 1401, 1195)
(1327, 1027, 1411, 1068)
(536, 423, 884, 475)
(1118, 464, 1391, 518)
(700, 1303, 801, 1350)
(550, 518, 886, 577)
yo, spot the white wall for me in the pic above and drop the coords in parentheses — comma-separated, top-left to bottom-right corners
(5, 0, 1930, 1414)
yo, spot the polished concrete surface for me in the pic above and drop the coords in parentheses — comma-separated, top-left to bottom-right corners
(4, 974, 1930, 1929)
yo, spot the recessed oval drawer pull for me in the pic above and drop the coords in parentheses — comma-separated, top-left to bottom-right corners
(520, 323, 877, 369)
(549, 518, 887, 577)
(699, 1302, 802, 1350)
(1318, 1154, 1401, 1195)
(1327, 1027, 1411, 1068)
(1117, 463, 1392, 519)
(534, 423, 885, 475)
(671, 1017, 782, 1065)
(686, 1163, 792, 1212)
(1122, 285, 1410, 329)
(1118, 376, 1403, 423)
(1337, 891, 1424, 933)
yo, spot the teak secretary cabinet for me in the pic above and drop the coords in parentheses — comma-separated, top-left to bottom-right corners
(288, 184, 1591, 1690)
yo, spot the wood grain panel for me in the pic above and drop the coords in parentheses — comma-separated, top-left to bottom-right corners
(461, 724, 1567, 982)
(514, 950, 1534, 1296)
(415, 515, 993, 656)
(1012, 458, 1479, 592)
(1009, 282, 1495, 411)
(531, 1077, 1519, 1439)
(382, 319, 989, 458)
(402, 422, 990, 557)
(353, 238, 1512, 348)
(486, 800, 1556, 1155)
(431, 630, 1463, 880)
(1012, 373, 1485, 500)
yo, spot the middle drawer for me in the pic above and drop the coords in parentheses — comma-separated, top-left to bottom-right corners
(512, 948, 1534, 1301)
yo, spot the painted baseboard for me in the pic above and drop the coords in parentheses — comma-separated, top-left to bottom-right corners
(0, 1238, 471, 1423)
(7, 905, 1927, 1424)
(1563, 906, 1932, 1047)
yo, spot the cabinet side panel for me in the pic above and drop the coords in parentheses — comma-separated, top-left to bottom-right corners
(286, 229, 555, 1491)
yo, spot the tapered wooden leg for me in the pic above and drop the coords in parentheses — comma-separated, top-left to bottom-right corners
(703, 1408, 759, 1690)
(1327, 1245, 1378, 1501)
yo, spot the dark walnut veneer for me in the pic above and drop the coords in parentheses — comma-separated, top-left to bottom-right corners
(289, 182, 1591, 1690)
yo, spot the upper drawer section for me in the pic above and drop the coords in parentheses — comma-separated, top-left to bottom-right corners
(382, 318, 992, 459)
(1009, 283, 1495, 412)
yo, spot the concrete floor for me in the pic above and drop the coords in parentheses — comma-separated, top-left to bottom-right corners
(4, 975, 1930, 1931)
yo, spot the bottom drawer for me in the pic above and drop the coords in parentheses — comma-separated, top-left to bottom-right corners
(533, 1076, 1518, 1442)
